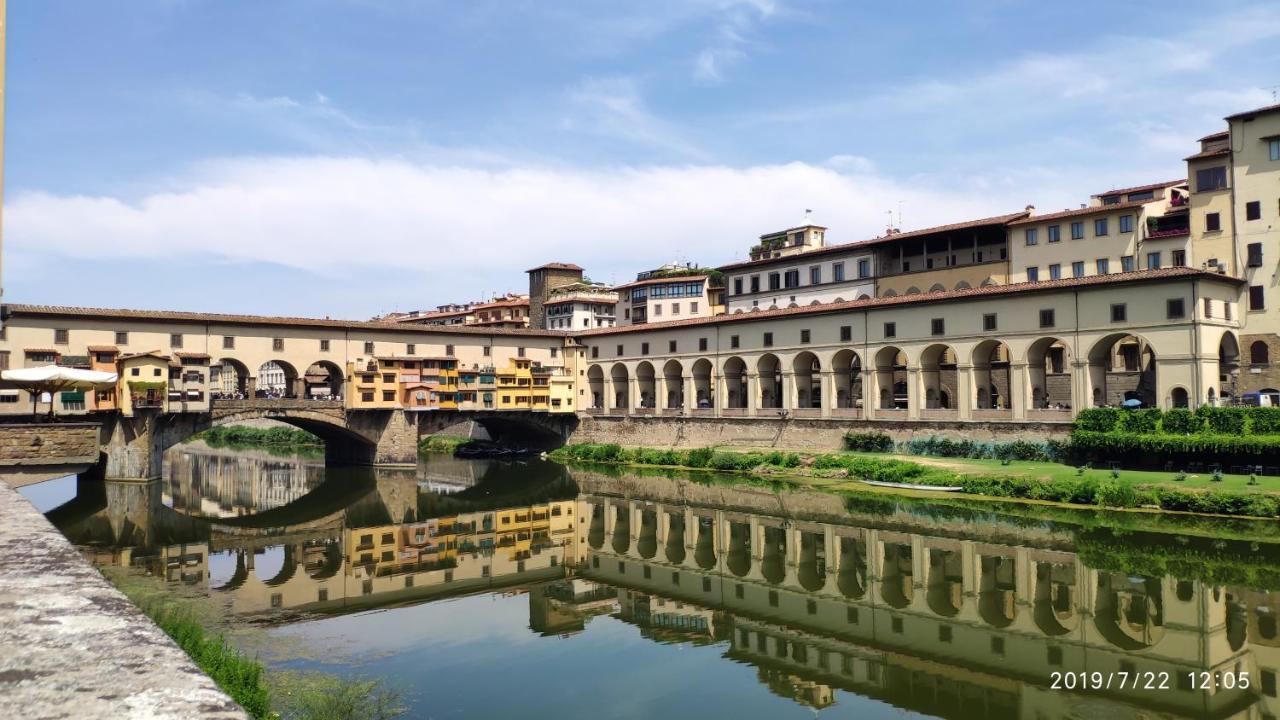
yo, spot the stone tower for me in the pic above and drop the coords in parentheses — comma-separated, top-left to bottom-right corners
(527, 262, 585, 329)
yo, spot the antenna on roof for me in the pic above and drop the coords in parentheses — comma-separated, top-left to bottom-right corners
(897, 200, 903, 230)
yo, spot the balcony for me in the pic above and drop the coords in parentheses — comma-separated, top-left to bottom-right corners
(1147, 215, 1190, 239)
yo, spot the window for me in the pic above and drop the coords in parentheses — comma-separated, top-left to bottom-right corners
(668, 340, 677, 352)
(1096, 258, 1110, 274)
(750, 275, 760, 293)
(164, 333, 181, 348)
(591, 346, 599, 359)
(840, 325, 852, 342)
(982, 313, 997, 331)
(1026, 266, 1040, 282)
(641, 342, 649, 355)
(1039, 309, 1055, 328)
(1250, 285, 1266, 311)
(1247, 200, 1262, 221)
(1262, 668, 1276, 698)
(939, 626, 952, 643)
(809, 266, 821, 284)
(1047, 225, 1061, 243)
(1171, 249, 1186, 267)
(1121, 255, 1135, 272)
(361, 391, 374, 402)
(1070, 222, 1084, 240)
(517, 347, 526, 357)
(115, 331, 128, 345)
(616, 344, 623, 356)
(833, 262, 846, 282)
(857, 259, 870, 278)
(883, 322, 896, 338)
(406, 343, 416, 355)
(271, 337, 283, 352)
(730, 335, 740, 349)
(733, 277, 744, 295)
(1024, 228, 1038, 246)
(483, 345, 491, 357)
(690, 302, 698, 313)
(768, 272, 781, 290)
(1195, 166, 1227, 192)
(763, 332, 773, 347)
(698, 338, 708, 351)
(931, 318, 945, 336)
(991, 637, 1005, 656)
(1167, 298, 1185, 319)
(1119, 215, 1133, 233)
(1094, 218, 1108, 236)
(1111, 303, 1127, 322)
(653, 304, 662, 317)
(1271, 139, 1280, 162)
(1252, 341, 1270, 365)
(1204, 297, 1213, 318)
(364, 341, 375, 354)
(1146, 252, 1161, 270)
(1049, 264, 1061, 280)
(781, 269, 798, 288)
(1247, 242, 1264, 267)
(800, 329, 811, 344)
(1205, 212, 1221, 232)
(1072, 261, 1085, 278)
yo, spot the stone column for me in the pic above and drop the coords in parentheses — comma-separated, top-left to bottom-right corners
(746, 372, 759, 417)
(292, 377, 307, 399)
(683, 375, 695, 412)
(820, 371, 835, 418)
(1009, 362, 1029, 421)
(862, 366, 877, 420)
(630, 377, 641, 411)
(906, 366, 922, 420)
(780, 370, 795, 411)
(956, 363, 973, 420)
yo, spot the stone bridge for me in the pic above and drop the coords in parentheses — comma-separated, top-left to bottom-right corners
(98, 399, 578, 481)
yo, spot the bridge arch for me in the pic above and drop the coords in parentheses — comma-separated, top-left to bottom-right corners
(304, 361, 344, 400)
(256, 360, 300, 399)
(214, 357, 251, 398)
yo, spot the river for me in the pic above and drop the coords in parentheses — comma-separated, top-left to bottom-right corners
(23, 441, 1280, 719)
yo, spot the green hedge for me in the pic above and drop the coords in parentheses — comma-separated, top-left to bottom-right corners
(1075, 406, 1280, 436)
(196, 425, 321, 447)
(843, 432, 894, 452)
(1070, 430, 1280, 456)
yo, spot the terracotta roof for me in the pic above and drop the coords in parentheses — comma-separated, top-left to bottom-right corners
(3, 304, 563, 338)
(1183, 148, 1230, 161)
(575, 267, 1237, 338)
(396, 309, 472, 322)
(86, 345, 119, 353)
(613, 274, 709, 291)
(174, 352, 210, 360)
(1007, 200, 1149, 226)
(527, 262, 584, 272)
(473, 298, 529, 310)
(1094, 179, 1184, 197)
(1197, 130, 1229, 142)
(118, 350, 171, 361)
(23, 348, 60, 354)
(717, 211, 1027, 272)
(1225, 102, 1280, 121)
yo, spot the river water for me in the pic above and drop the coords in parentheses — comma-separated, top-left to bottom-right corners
(26, 441, 1280, 719)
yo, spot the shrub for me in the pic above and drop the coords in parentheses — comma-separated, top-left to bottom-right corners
(1160, 408, 1200, 435)
(1096, 481, 1140, 508)
(708, 452, 758, 471)
(843, 431, 894, 453)
(1249, 407, 1280, 434)
(1118, 408, 1162, 434)
(684, 447, 714, 468)
(1197, 406, 1247, 435)
(1075, 408, 1120, 433)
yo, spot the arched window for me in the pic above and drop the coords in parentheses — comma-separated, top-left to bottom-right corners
(954, 281, 971, 290)
(1170, 387, 1188, 408)
(1251, 341, 1270, 365)
(929, 283, 946, 293)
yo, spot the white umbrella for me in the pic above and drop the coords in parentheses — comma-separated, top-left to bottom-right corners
(0, 364, 119, 418)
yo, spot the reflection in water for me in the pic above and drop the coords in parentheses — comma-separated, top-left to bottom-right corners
(45, 446, 1280, 720)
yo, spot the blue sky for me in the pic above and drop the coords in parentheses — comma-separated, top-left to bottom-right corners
(5, 0, 1279, 318)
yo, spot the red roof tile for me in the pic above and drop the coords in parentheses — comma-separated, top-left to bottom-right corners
(86, 345, 119, 353)
(1197, 130, 1229, 142)
(527, 262, 584, 272)
(1225, 102, 1280, 121)
(575, 267, 1236, 337)
(1183, 148, 1230, 161)
(1093, 179, 1184, 197)
(1007, 199, 1150, 226)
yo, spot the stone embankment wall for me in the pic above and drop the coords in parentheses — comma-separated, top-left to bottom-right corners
(0, 480, 247, 719)
(0, 422, 100, 465)
(570, 416, 1071, 450)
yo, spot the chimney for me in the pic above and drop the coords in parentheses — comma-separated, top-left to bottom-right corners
(1024, 204, 1035, 216)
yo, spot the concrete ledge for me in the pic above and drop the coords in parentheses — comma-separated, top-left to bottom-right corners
(0, 480, 248, 719)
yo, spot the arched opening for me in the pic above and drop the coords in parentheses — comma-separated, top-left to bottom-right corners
(256, 360, 299, 399)
(882, 289, 898, 298)
(692, 359, 713, 408)
(304, 361, 344, 400)
(695, 516, 716, 570)
(929, 283, 946, 293)
(757, 354, 782, 409)
(1251, 340, 1270, 366)
(919, 344, 957, 410)
(1094, 573, 1165, 650)
(636, 362, 656, 409)
(881, 543, 913, 608)
(662, 359, 684, 409)
(831, 349, 863, 410)
(1171, 386, 1189, 408)
(723, 357, 748, 409)
(796, 532, 826, 592)
(1088, 334, 1156, 408)
(1219, 332, 1241, 405)
(611, 505, 631, 554)
(927, 548, 963, 617)
(213, 358, 250, 398)
(791, 351, 821, 409)
(954, 281, 971, 290)
(971, 340, 1011, 411)
(588, 503, 605, 549)
(837, 536, 867, 598)
(1027, 337, 1073, 410)
(610, 364, 630, 411)
(727, 522, 751, 577)
(761, 527, 786, 584)
(978, 554, 1017, 628)
(1033, 562, 1079, 635)
(637, 510, 658, 559)
(664, 513, 686, 565)
(905, 286, 921, 295)
(980, 277, 998, 287)
(875, 347, 908, 409)
(587, 365, 605, 409)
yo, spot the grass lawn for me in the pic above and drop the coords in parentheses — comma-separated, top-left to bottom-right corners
(842, 451, 1278, 493)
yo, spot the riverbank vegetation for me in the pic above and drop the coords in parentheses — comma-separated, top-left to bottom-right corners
(548, 441, 1280, 518)
(194, 425, 323, 449)
(105, 569, 403, 720)
(417, 435, 468, 454)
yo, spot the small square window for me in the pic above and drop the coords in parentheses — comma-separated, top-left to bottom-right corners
(991, 637, 1005, 655)
(702, 577, 712, 592)
(735, 584, 745, 599)
(1039, 309, 1055, 328)
(699, 338, 708, 352)
(800, 329, 811, 344)
(668, 340, 677, 353)
(618, 561, 625, 573)
(807, 599, 817, 615)
(641, 342, 649, 355)
(1070, 221, 1084, 240)
(931, 318, 945, 335)
(1047, 225, 1061, 243)
(1167, 298, 1185, 319)
(1250, 285, 1265, 311)
(768, 591, 778, 607)
(1096, 258, 1110, 274)
(891, 617, 903, 634)
(115, 331, 128, 345)
(840, 325, 851, 342)
(730, 335, 740, 349)
(1072, 261, 1085, 278)
(616, 344, 624, 356)
(591, 346, 599, 358)
(1047, 646, 1063, 666)
(517, 347, 526, 358)
(364, 341, 375, 354)
(406, 343, 416, 355)
(1206, 212, 1221, 232)
(170, 333, 183, 348)
(939, 626, 952, 643)
(1247, 201, 1261, 221)
(319, 338, 329, 351)
(883, 322, 896, 338)
(1024, 228, 1038, 246)
(847, 607, 858, 624)
(1111, 303, 1127, 322)
(763, 332, 773, 347)
(1094, 218, 1108, 236)
(224, 336, 236, 349)
(983, 314, 997, 331)
(1049, 263, 1061, 280)
(1026, 266, 1040, 282)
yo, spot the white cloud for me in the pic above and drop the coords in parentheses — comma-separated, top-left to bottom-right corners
(691, 0, 778, 82)
(564, 77, 707, 159)
(7, 155, 1027, 308)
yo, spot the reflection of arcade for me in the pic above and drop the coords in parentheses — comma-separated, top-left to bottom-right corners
(576, 474, 1280, 719)
(163, 445, 326, 519)
(49, 457, 582, 617)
